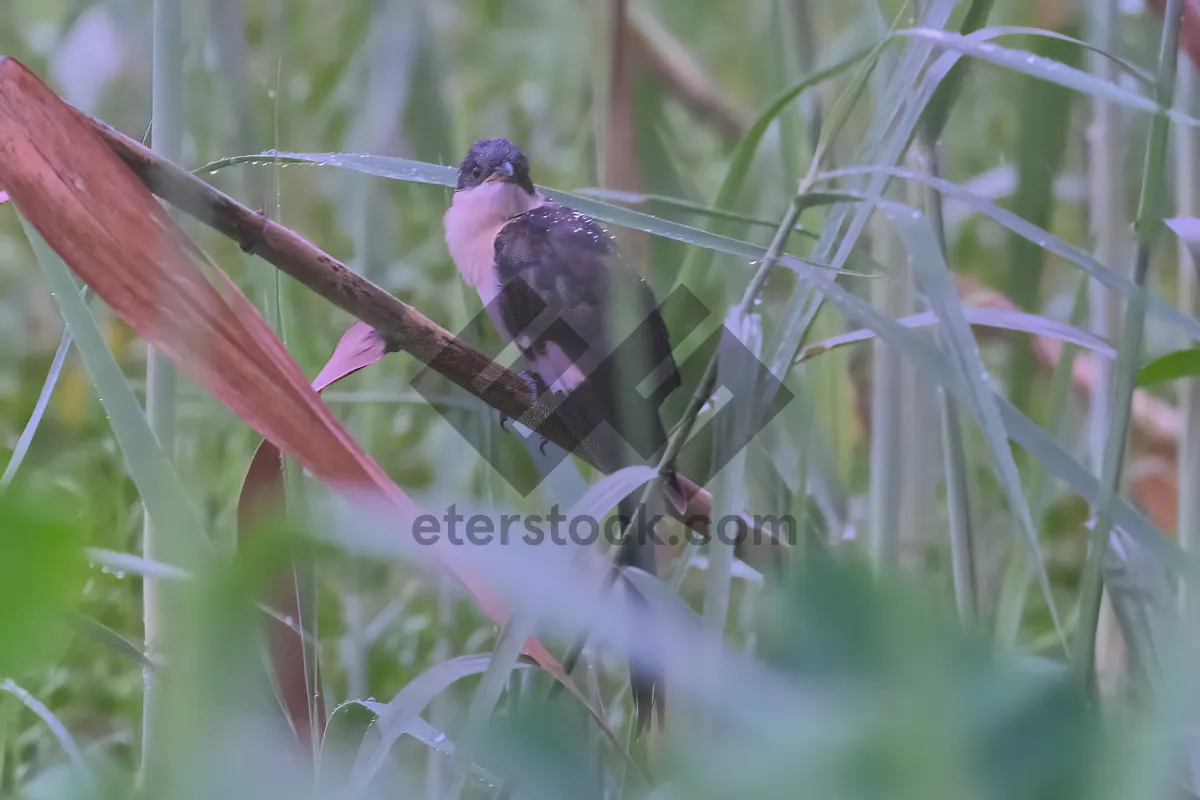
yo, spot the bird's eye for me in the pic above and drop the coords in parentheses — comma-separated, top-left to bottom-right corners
(471, 165, 482, 180)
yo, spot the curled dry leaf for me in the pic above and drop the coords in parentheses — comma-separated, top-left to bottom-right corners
(0, 57, 572, 739)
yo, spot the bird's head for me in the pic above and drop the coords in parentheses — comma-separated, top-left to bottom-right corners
(455, 138, 535, 195)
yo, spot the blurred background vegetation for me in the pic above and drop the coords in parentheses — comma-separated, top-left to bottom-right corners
(4, 0, 1200, 797)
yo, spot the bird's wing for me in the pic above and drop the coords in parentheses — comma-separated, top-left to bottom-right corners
(495, 203, 679, 734)
(493, 202, 680, 466)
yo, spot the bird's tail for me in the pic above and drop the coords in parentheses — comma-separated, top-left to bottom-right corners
(615, 481, 676, 734)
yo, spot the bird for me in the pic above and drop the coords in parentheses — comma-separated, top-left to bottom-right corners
(443, 137, 682, 731)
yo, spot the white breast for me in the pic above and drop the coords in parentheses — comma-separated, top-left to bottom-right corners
(443, 182, 547, 337)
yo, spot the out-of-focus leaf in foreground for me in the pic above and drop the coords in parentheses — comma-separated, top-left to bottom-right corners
(0, 480, 86, 676)
(469, 555, 1112, 800)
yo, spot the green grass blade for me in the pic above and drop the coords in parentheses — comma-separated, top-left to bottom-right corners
(898, 28, 1200, 125)
(936, 25, 1154, 87)
(447, 615, 537, 799)
(19, 217, 209, 567)
(71, 614, 154, 670)
(85, 548, 192, 582)
(0, 308, 80, 488)
(1137, 348, 1200, 387)
(570, 187, 809, 231)
(883, 201, 1063, 644)
(566, 466, 658, 521)
(819, 166, 1200, 343)
(0, 680, 92, 786)
(795, 307, 1115, 362)
(215, 150, 867, 276)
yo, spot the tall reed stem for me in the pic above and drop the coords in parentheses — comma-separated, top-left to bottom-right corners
(1072, 0, 1183, 692)
(142, 0, 183, 784)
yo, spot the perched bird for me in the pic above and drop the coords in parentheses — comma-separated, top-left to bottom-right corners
(443, 137, 682, 731)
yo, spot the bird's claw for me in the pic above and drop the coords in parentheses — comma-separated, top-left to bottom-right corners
(517, 369, 546, 403)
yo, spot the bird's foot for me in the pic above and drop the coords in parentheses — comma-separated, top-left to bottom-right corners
(500, 370, 548, 433)
(518, 369, 547, 403)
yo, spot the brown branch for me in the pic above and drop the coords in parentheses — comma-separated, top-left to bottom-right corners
(82, 113, 787, 572)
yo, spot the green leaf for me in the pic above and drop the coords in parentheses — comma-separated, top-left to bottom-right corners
(71, 614, 153, 671)
(0, 484, 87, 675)
(1137, 348, 1200, 387)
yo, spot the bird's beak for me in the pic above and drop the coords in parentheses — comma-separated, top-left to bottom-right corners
(484, 161, 515, 182)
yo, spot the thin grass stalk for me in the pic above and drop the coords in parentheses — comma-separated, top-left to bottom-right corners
(772, 0, 803, 187)
(1086, 0, 1128, 480)
(789, 0, 824, 148)
(1072, 0, 1184, 692)
(340, 0, 411, 709)
(142, 0, 183, 784)
(1175, 53, 1200, 581)
(426, 580, 453, 799)
(866, 211, 904, 569)
(863, 12, 902, 569)
(1086, 0, 1132, 695)
(263, 0, 326, 756)
(0, 681, 93, 787)
(1, 301, 79, 488)
(703, 310, 759, 728)
(917, 142, 977, 622)
(897, 152, 940, 571)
